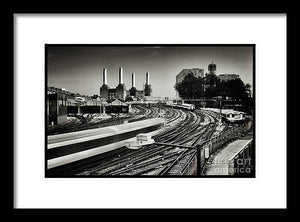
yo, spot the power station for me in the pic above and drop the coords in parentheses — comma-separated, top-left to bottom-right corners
(144, 72, 152, 96)
(100, 67, 152, 101)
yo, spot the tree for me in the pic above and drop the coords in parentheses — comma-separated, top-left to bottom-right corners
(221, 78, 248, 100)
(203, 73, 219, 98)
(175, 72, 252, 102)
(174, 73, 203, 99)
(205, 73, 219, 86)
(245, 83, 252, 98)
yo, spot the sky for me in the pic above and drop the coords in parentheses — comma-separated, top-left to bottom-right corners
(47, 46, 253, 98)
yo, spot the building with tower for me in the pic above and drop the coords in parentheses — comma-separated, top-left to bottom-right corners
(100, 67, 126, 101)
(100, 68, 152, 101)
(100, 68, 109, 99)
(115, 67, 126, 101)
(144, 72, 152, 96)
(208, 61, 217, 75)
(129, 73, 137, 96)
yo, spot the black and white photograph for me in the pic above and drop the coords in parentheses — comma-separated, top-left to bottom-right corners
(46, 45, 255, 177)
(14, 13, 287, 209)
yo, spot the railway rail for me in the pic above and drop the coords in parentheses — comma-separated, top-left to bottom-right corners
(48, 105, 159, 135)
(67, 106, 221, 176)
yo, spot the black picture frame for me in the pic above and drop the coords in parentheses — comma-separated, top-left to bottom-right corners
(10, 10, 290, 214)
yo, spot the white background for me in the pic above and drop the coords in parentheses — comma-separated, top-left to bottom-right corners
(14, 14, 286, 208)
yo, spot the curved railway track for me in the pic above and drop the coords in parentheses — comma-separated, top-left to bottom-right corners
(70, 107, 220, 176)
(48, 105, 159, 135)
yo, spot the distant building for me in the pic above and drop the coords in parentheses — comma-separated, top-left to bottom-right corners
(47, 87, 68, 125)
(105, 99, 129, 114)
(176, 68, 204, 84)
(218, 73, 240, 81)
(116, 84, 126, 101)
(100, 68, 126, 101)
(67, 97, 78, 107)
(144, 85, 152, 97)
(107, 88, 116, 100)
(129, 73, 137, 96)
(175, 61, 241, 97)
(48, 86, 72, 97)
(48, 86, 96, 125)
(127, 89, 144, 97)
(100, 85, 109, 100)
(100, 68, 151, 100)
(208, 61, 216, 75)
(144, 72, 152, 96)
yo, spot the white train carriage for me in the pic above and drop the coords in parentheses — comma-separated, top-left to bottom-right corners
(170, 103, 195, 111)
(47, 118, 166, 169)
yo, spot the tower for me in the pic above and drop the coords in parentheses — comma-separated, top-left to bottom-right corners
(115, 67, 126, 101)
(146, 72, 150, 85)
(129, 73, 137, 96)
(103, 68, 107, 85)
(118, 67, 123, 84)
(100, 68, 109, 99)
(132, 73, 136, 88)
(144, 72, 152, 96)
(208, 60, 217, 75)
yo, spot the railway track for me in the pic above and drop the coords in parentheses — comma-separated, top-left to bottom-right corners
(47, 105, 157, 135)
(70, 107, 220, 176)
(154, 111, 219, 176)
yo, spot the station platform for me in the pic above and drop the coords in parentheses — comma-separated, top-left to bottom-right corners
(204, 133, 253, 176)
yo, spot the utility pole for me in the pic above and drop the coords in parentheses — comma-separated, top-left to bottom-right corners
(100, 99, 101, 114)
(220, 98, 222, 121)
(218, 96, 222, 125)
(196, 145, 201, 176)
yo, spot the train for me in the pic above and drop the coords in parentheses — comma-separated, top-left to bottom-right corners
(201, 108, 247, 124)
(47, 118, 166, 170)
(166, 102, 195, 111)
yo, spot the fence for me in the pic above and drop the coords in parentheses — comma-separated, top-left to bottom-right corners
(228, 139, 254, 176)
(181, 123, 249, 175)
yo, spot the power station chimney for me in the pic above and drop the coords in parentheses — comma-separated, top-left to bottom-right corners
(119, 67, 123, 84)
(146, 72, 150, 85)
(103, 68, 107, 85)
(132, 73, 136, 87)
